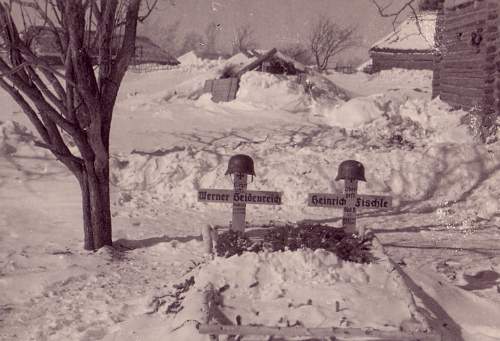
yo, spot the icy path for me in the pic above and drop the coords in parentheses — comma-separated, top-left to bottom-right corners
(378, 222, 500, 341)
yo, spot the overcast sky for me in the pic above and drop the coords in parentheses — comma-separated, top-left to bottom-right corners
(141, 0, 411, 62)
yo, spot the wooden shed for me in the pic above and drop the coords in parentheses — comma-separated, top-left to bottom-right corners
(432, 0, 500, 137)
(369, 12, 437, 72)
(228, 49, 306, 76)
(204, 48, 306, 102)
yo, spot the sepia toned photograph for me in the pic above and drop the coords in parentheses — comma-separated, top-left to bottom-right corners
(0, 1, 499, 340)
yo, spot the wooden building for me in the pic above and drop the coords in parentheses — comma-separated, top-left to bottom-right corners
(23, 26, 179, 67)
(129, 36, 179, 66)
(204, 48, 306, 102)
(432, 0, 499, 137)
(236, 49, 306, 75)
(369, 13, 437, 72)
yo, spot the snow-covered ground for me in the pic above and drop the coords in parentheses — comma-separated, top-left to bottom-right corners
(1, 64, 500, 341)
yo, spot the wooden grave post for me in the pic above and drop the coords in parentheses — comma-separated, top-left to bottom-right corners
(198, 154, 282, 241)
(231, 173, 248, 232)
(308, 160, 392, 239)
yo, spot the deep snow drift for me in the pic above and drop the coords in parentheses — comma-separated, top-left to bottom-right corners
(1, 65, 500, 341)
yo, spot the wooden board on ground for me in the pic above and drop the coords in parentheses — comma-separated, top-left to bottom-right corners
(203, 79, 215, 93)
(208, 78, 239, 102)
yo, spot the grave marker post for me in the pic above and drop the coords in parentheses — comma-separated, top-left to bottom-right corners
(198, 154, 282, 238)
(225, 154, 255, 232)
(308, 160, 392, 240)
(336, 160, 366, 237)
(231, 173, 248, 232)
(342, 179, 358, 234)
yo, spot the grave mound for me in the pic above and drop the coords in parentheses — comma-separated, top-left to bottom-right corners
(165, 229, 438, 340)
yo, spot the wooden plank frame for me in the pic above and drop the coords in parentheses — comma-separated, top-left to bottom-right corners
(199, 227, 442, 341)
(198, 324, 442, 340)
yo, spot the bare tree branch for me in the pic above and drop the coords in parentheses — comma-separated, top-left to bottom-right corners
(370, 0, 425, 35)
(371, 0, 416, 19)
(0, 76, 50, 143)
(138, 0, 158, 22)
(0, 60, 78, 135)
(33, 139, 84, 165)
(232, 24, 257, 54)
(23, 64, 66, 113)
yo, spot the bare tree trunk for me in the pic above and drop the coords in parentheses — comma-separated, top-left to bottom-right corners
(0, 0, 156, 250)
(77, 160, 111, 251)
(78, 171, 93, 250)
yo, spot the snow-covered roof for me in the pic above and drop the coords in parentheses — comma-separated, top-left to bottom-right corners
(370, 13, 437, 52)
(178, 51, 204, 65)
(226, 49, 306, 74)
(225, 52, 254, 66)
(250, 49, 306, 72)
(273, 51, 306, 72)
(356, 59, 372, 72)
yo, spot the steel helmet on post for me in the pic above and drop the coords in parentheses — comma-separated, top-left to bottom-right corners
(335, 160, 366, 181)
(225, 154, 256, 176)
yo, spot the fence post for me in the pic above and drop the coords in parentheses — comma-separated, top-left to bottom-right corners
(201, 225, 213, 255)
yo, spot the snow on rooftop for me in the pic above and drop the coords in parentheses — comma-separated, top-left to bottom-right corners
(225, 50, 306, 73)
(178, 51, 204, 65)
(356, 59, 372, 72)
(225, 52, 254, 66)
(371, 13, 437, 51)
(274, 50, 306, 72)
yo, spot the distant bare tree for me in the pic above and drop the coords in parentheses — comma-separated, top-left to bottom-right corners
(0, 0, 158, 250)
(232, 24, 257, 54)
(280, 43, 312, 65)
(204, 21, 219, 55)
(159, 19, 181, 56)
(179, 31, 205, 55)
(337, 56, 364, 68)
(308, 16, 358, 72)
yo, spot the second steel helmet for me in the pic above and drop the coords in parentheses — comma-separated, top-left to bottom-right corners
(335, 160, 366, 181)
(225, 154, 256, 176)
